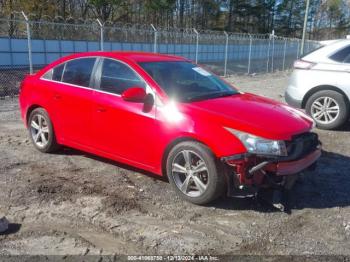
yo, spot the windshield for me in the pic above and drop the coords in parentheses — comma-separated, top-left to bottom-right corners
(139, 61, 238, 102)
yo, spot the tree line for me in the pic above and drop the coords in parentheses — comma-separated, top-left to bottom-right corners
(1, 0, 349, 40)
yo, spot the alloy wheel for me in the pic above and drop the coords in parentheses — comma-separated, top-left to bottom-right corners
(30, 114, 50, 148)
(311, 96, 340, 124)
(171, 150, 209, 197)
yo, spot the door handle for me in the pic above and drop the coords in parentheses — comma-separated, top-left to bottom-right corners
(97, 107, 106, 113)
(53, 94, 61, 100)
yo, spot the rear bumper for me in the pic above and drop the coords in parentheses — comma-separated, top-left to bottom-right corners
(285, 91, 302, 109)
(264, 148, 321, 176)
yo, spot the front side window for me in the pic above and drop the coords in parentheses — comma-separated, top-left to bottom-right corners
(62, 58, 96, 87)
(99, 59, 145, 95)
(139, 61, 237, 102)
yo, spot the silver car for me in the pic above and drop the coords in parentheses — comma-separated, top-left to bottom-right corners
(285, 40, 350, 129)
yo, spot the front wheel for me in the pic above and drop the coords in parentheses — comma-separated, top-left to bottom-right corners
(305, 90, 349, 130)
(166, 141, 226, 205)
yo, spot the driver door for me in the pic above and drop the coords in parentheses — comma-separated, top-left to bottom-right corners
(92, 58, 158, 170)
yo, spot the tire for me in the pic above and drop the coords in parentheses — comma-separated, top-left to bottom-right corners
(166, 141, 226, 205)
(28, 107, 60, 153)
(305, 90, 349, 130)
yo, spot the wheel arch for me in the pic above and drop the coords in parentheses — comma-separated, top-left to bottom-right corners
(161, 136, 212, 177)
(26, 104, 44, 126)
(302, 85, 350, 108)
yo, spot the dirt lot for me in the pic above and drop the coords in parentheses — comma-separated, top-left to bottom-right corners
(1, 71, 350, 257)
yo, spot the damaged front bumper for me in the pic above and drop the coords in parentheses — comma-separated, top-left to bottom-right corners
(221, 132, 321, 196)
(265, 148, 321, 176)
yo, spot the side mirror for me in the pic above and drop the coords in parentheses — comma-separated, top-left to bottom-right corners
(121, 87, 147, 103)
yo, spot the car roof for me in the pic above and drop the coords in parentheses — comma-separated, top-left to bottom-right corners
(319, 39, 350, 46)
(36, 51, 190, 81)
(61, 51, 188, 63)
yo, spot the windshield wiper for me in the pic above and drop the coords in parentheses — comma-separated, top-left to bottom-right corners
(185, 91, 236, 102)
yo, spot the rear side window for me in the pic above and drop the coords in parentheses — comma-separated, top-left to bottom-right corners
(344, 54, 350, 63)
(52, 64, 65, 81)
(62, 58, 96, 87)
(99, 59, 145, 95)
(329, 45, 350, 63)
(42, 63, 65, 81)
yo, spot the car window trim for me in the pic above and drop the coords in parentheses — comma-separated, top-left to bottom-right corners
(40, 68, 122, 98)
(40, 77, 95, 92)
(60, 63, 67, 82)
(40, 56, 155, 99)
(40, 63, 134, 98)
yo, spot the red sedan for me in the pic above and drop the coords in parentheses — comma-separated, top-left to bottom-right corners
(19, 52, 321, 205)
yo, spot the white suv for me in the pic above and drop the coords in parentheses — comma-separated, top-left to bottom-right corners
(285, 40, 350, 129)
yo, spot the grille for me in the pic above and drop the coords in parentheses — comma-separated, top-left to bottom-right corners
(286, 132, 319, 160)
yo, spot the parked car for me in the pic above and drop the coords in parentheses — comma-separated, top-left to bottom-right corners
(285, 40, 350, 130)
(19, 52, 321, 205)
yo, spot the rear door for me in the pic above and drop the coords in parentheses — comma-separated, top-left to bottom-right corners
(91, 58, 158, 169)
(44, 57, 97, 147)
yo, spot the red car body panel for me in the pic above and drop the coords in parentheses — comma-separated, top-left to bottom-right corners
(186, 93, 312, 140)
(19, 51, 315, 177)
(91, 90, 158, 170)
(265, 149, 322, 176)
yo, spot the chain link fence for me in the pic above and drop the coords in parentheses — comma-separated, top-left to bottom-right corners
(0, 13, 321, 99)
(0, 17, 28, 98)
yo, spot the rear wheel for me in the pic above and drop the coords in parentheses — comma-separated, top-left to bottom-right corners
(166, 141, 226, 205)
(28, 108, 60, 153)
(305, 90, 349, 130)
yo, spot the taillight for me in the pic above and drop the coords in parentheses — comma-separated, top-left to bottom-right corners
(293, 60, 316, 70)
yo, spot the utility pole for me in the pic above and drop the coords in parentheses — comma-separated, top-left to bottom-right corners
(300, 0, 310, 56)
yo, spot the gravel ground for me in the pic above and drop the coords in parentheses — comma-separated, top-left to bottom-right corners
(0, 71, 350, 257)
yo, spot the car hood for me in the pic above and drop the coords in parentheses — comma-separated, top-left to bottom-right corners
(185, 92, 313, 140)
